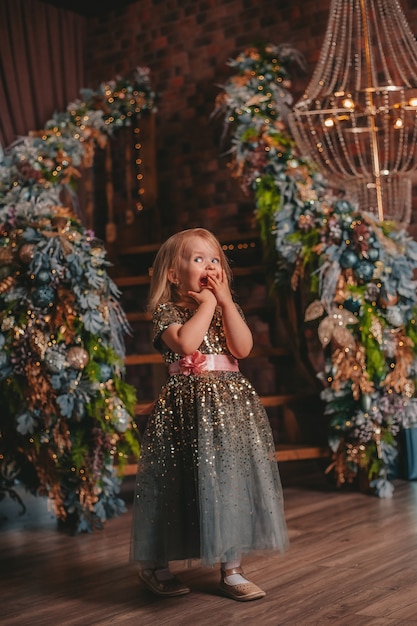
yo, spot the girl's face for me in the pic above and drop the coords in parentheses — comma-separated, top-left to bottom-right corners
(173, 235, 222, 293)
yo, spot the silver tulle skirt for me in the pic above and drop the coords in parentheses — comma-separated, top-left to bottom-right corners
(130, 371, 289, 567)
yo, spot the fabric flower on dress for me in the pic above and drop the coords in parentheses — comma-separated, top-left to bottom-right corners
(178, 350, 208, 375)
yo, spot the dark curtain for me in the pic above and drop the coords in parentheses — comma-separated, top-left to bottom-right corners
(0, 0, 86, 149)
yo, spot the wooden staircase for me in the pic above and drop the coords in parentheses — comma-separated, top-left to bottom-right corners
(110, 230, 330, 472)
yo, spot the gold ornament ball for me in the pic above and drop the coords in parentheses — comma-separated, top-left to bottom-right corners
(19, 243, 36, 264)
(67, 346, 89, 369)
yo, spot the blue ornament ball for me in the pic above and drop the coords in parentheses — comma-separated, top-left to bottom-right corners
(35, 270, 51, 285)
(333, 200, 353, 214)
(98, 363, 113, 382)
(344, 297, 361, 314)
(367, 248, 379, 262)
(44, 348, 66, 373)
(32, 286, 55, 308)
(386, 305, 404, 327)
(340, 249, 359, 269)
(354, 260, 375, 282)
(114, 406, 130, 433)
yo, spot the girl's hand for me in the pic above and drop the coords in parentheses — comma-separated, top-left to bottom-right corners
(205, 269, 233, 308)
(187, 286, 217, 308)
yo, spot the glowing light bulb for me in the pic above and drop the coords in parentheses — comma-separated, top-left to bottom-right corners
(342, 97, 355, 109)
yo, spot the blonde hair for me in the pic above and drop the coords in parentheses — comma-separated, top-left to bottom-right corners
(148, 228, 233, 311)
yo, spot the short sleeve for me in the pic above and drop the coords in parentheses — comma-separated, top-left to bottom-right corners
(152, 303, 184, 351)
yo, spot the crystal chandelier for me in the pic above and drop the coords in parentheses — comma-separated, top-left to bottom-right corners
(288, 0, 417, 226)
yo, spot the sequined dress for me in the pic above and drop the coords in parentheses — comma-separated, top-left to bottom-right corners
(131, 302, 289, 567)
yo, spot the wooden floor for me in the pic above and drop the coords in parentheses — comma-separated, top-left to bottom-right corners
(2, 461, 417, 626)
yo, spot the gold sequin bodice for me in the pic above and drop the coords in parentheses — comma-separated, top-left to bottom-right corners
(152, 302, 236, 364)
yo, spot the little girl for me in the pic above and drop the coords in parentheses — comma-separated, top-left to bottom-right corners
(131, 228, 288, 601)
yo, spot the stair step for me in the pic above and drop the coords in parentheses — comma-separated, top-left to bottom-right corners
(125, 353, 163, 365)
(118, 232, 260, 258)
(114, 275, 150, 287)
(126, 311, 151, 322)
(125, 345, 289, 366)
(261, 394, 302, 407)
(134, 392, 308, 415)
(234, 265, 265, 276)
(250, 346, 289, 358)
(242, 303, 274, 315)
(120, 242, 162, 256)
(125, 302, 272, 324)
(121, 443, 330, 476)
(113, 265, 265, 288)
(274, 444, 330, 462)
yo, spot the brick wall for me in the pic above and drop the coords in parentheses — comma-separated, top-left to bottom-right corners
(85, 0, 417, 240)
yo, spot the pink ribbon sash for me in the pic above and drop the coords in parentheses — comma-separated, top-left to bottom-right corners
(168, 350, 239, 376)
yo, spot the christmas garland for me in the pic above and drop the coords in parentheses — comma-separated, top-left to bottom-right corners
(0, 68, 155, 531)
(214, 44, 417, 497)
